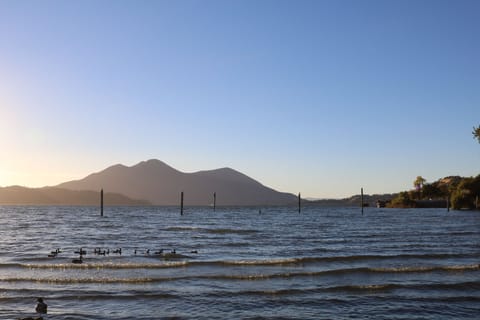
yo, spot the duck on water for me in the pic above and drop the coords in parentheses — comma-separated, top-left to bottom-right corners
(72, 247, 85, 264)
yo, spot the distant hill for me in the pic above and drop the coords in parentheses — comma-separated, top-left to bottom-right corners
(0, 186, 150, 206)
(57, 159, 298, 206)
(306, 193, 396, 207)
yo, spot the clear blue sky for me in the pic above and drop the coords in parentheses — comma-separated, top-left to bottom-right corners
(0, 0, 479, 198)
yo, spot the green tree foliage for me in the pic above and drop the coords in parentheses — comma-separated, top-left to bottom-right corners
(421, 183, 443, 199)
(413, 176, 426, 199)
(389, 191, 415, 208)
(473, 125, 480, 143)
(413, 176, 426, 190)
(451, 175, 480, 210)
(388, 175, 478, 210)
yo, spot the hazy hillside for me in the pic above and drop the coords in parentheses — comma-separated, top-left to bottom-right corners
(57, 159, 298, 206)
(0, 186, 150, 206)
(306, 193, 397, 207)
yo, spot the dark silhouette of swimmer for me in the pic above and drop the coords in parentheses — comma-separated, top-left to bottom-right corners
(35, 297, 47, 314)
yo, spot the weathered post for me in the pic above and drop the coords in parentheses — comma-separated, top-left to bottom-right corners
(298, 192, 301, 213)
(447, 194, 450, 212)
(100, 188, 104, 217)
(213, 192, 216, 212)
(361, 188, 364, 215)
(180, 191, 184, 215)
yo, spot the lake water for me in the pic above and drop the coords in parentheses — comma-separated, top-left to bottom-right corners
(0, 206, 479, 319)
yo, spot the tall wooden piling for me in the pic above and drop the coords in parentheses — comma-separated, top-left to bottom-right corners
(100, 188, 104, 217)
(298, 193, 301, 213)
(213, 192, 216, 212)
(361, 188, 364, 215)
(180, 191, 184, 215)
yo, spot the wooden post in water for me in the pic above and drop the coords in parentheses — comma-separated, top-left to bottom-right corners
(213, 192, 216, 212)
(361, 188, 364, 215)
(298, 192, 301, 213)
(447, 194, 450, 212)
(180, 191, 184, 215)
(100, 188, 104, 217)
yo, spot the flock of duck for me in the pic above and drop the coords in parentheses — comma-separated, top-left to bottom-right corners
(47, 247, 196, 264)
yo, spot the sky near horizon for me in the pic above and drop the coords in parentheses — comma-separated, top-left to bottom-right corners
(0, 0, 479, 198)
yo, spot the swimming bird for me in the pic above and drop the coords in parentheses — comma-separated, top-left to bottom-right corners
(48, 248, 62, 257)
(74, 248, 86, 255)
(71, 256, 83, 264)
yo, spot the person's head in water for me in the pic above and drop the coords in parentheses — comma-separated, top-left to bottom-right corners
(36, 297, 47, 314)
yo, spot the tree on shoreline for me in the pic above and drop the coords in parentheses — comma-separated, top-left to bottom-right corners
(413, 176, 426, 199)
(451, 175, 480, 210)
(389, 191, 415, 208)
(473, 125, 480, 143)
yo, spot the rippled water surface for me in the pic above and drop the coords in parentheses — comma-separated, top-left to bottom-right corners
(0, 206, 479, 319)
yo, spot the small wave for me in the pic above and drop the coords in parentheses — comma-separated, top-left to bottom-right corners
(21, 261, 189, 269)
(165, 226, 200, 232)
(4, 257, 479, 272)
(371, 264, 480, 273)
(165, 226, 258, 235)
(1, 269, 480, 284)
(53, 293, 176, 300)
(299, 253, 479, 263)
(205, 282, 480, 297)
(2, 258, 323, 270)
(215, 287, 314, 297)
(0, 277, 166, 284)
(217, 258, 302, 266)
(326, 284, 399, 292)
(0, 263, 23, 268)
(415, 296, 480, 303)
(224, 242, 250, 247)
(207, 254, 480, 267)
(326, 281, 480, 293)
(198, 264, 480, 281)
(203, 228, 258, 235)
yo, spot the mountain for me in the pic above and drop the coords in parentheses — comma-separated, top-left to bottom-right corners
(57, 159, 298, 206)
(0, 186, 150, 206)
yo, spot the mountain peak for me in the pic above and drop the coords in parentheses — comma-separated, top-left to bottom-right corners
(132, 159, 180, 174)
(136, 159, 165, 166)
(57, 159, 297, 206)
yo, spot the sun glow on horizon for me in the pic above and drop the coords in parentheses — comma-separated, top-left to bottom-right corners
(0, 166, 86, 188)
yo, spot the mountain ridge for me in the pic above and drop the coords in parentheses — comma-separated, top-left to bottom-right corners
(0, 186, 149, 206)
(57, 159, 298, 206)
